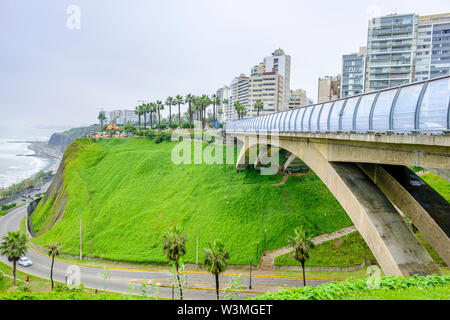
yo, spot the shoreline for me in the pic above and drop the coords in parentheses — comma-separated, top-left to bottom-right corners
(26, 142, 62, 174)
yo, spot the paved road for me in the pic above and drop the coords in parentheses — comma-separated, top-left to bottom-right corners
(0, 203, 333, 299)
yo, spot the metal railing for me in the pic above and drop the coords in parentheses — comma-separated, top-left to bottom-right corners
(225, 76, 450, 134)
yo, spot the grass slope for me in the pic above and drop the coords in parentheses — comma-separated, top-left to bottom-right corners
(275, 232, 375, 267)
(31, 138, 351, 265)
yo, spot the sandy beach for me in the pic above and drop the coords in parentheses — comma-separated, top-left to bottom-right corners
(27, 142, 62, 174)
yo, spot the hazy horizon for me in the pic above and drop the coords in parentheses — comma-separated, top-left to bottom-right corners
(1, 0, 449, 128)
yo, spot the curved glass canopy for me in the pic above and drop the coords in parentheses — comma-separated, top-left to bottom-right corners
(225, 76, 450, 134)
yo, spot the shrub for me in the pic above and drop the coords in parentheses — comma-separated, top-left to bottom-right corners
(155, 136, 164, 144)
(155, 124, 167, 130)
(145, 130, 156, 139)
(252, 274, 450, 300)
(182, 122, 194, 129)
(169, 124, 178, 129)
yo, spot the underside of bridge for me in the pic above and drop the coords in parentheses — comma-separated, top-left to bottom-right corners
(232, 133, 450, 277)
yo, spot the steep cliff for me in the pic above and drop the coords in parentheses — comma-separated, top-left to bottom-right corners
(48, 125, 100, 154)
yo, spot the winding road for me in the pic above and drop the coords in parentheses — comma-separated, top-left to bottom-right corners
(0, 195, 334, 299)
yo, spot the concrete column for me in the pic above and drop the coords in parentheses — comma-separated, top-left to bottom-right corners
(359, 163, 450, 267)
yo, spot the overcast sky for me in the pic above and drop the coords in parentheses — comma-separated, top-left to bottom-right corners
(1, 0, 449, 128)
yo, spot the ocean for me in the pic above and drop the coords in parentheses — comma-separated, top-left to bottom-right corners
(0, 126, 69, 189)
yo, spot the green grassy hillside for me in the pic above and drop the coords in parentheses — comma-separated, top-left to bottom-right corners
(31, 137, 352, 265)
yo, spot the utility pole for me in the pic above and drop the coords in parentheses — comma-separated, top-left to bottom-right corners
(195, 229, 199, 270)
(79, 217, 83, 261)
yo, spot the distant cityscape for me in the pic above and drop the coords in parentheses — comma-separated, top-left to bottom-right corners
(102, 11, 450, 125)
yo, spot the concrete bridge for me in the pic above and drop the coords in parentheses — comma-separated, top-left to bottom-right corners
(225, 76, 450, 277)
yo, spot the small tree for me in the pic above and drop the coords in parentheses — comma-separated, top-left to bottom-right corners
(287, 226, 314, 287)
(0, 231, 28, 286)
(162, 225, 187, 300)
(46, 242, 61, 290)
(98, 112, 106, 127)
(254, 99, 264, 116)
(203, 240, 230, 300)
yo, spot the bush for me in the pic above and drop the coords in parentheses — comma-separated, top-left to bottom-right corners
(145, 130, 156, 139)
(1, 203, 17, 211)
(169, 124, 178, 129)
(155, 124, 167, 130)
(182, 122, 194, 129)
(252, 274, 450, 300)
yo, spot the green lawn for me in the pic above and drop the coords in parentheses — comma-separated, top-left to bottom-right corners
(421, 172, 450, 201)
(31, 138, 351, 265)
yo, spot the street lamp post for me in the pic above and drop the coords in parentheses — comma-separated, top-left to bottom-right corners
(249, 258, 253, 289)
(256, 241, 259, 265)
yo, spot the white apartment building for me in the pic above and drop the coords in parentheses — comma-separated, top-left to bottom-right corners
(264, 48, 291, 110)
(415, 13, 450, 82)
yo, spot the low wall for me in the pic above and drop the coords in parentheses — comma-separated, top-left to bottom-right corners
(26, 197, 42, 236)
(273, 260, 377, 272)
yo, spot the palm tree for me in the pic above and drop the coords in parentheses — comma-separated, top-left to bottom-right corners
(166, 97, 175, 127)
(287, 226, 314, 286)
(185, 94, 195, 126)
(234, 101, 247, 119)
(203, 240, 230, 300)
(135, 106, 142, 130)
(200, 94, 211, 128)
(162, 225, 187, 300)
(0, 231, 28, 286)
(149, 102, 156, 128)
(211, 94, 220, 124)
(156, 100, 164, 126)
(46, 242, 61, 290)
(175, 95, 184, 127)
(98, 112, 106, 128)
(143, 103, 150, 129)
(254, 99, 264, 116)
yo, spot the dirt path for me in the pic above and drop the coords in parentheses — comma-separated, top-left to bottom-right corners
(258, 226, 357, 270)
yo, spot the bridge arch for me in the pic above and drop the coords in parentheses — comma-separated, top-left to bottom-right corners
(235, 135, 441, 277)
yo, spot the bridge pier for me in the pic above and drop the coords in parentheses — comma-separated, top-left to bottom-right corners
(232, 134, 443, 276)
(358, 163, 450, 267)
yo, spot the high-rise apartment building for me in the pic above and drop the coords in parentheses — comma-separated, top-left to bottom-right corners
(219, 48, 292, 122)
(248, 71, 284, 116)
(263, 49, 291, 110)
(415, 13, 450, 81)
(341, 47, 366, 97)
(216, 85, 231, 122)
(365, 13, 417, 92)
(288, 89, 307, 109)
(225, 74, 250, 122)
(318, 75, 341, 103)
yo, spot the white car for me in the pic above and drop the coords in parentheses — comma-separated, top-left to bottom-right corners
(18, 257, 32, 267)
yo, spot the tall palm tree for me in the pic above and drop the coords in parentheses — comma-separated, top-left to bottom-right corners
(211, 94, 220, 124)
(156, 100, 164, 126)
(165, 97, 175, 127)
(98, 112, 106, 128)
(175, 95, 184, 127)
(143, 103, 150, 129)
(203, 240, 230, 300)
(234, 101, 246, 119)
(287, 226, 314, 286)
(135, 106, 142, 130)
(185, 94, 195, 126)
(162, 225, 187, 300)
(200, 94, 211, 128)
(46, 242, 61, 290)
(0, 231, 28, 286)
(254, 99, 264, 116)
(149, 102, 156, 128)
